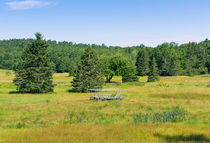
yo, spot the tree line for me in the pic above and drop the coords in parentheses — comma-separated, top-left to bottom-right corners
(0, 37, 209, 76)
(13, 33, 159, 93)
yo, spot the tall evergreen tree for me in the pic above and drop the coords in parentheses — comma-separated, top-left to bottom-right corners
(148, 56, 160, 82)
(135, 49, 149, 76)
(72, 48, 104, 92)
(13, 33, 54, 93)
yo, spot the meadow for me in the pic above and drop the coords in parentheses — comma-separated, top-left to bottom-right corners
(0, 69, 209, 143)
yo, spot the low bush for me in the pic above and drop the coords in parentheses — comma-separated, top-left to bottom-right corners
(16, 122, 25, 128)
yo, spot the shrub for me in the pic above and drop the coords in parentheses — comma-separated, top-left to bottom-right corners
(16, 122, 25, 128)
(158, 82, 170, 87)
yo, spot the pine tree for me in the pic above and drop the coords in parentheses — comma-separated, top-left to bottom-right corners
(13, 33, 54, 93)
(72, 48, 104, 92)
(135, 49, 149, 76)
(148, 56, 160, 82)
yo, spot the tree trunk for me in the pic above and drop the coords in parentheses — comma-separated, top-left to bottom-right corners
(106, 75, 113, 82)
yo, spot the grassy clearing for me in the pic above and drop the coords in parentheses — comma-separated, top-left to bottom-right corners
(0, 69, 209, 142)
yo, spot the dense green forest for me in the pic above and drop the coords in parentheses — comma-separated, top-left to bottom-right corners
(0, 39, 209, 76)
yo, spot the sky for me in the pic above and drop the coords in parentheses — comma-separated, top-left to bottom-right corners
(0, 0, 210, 47)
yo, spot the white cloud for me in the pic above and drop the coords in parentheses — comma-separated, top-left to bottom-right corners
(6, 0, 56, 10)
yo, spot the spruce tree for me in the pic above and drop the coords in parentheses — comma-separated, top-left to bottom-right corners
(148, 56, 160, 82)
(72, 48, 104, 92)
(135, 49, 149, 76)
(13, 33, 54, 93)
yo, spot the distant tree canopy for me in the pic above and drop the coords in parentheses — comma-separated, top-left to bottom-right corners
(0, 38, 209, 76)
(72, 48, 104, 92)
(13, 33, 54, 93)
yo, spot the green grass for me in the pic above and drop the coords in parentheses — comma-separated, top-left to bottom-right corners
(0, 69, 209, 143)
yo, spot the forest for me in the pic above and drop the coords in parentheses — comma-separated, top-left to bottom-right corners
(0, 38, 209, 76)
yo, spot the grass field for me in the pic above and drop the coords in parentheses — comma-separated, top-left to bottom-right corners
(0, 69, 210, 143)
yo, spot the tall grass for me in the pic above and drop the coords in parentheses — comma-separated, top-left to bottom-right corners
(1, 124, 210, 143)
(133, 106, 187, 123)
(0, 69, 209, 142)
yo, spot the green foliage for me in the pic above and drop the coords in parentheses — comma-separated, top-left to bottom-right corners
(0, 39, 209, 76)
(157, 82, 170, 87)
(72, 48, 104, 92)
(101, 55, 133, 82)
(154, 43, 180, 76)
(122, 65, 139, 82)
(109, 56, 128, 76)
(133, 106, 187, 123)
(147, 56, 160, 82)
(68, 60, 77, 76)
(13, 33, 54, 93)
(16, 122, 25, 129)
(100, 57, 115, 82)
(135, 49, 149, 76)
(169, 53, 180, 76)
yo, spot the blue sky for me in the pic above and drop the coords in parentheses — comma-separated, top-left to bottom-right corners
(0, 0, 210, 47)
